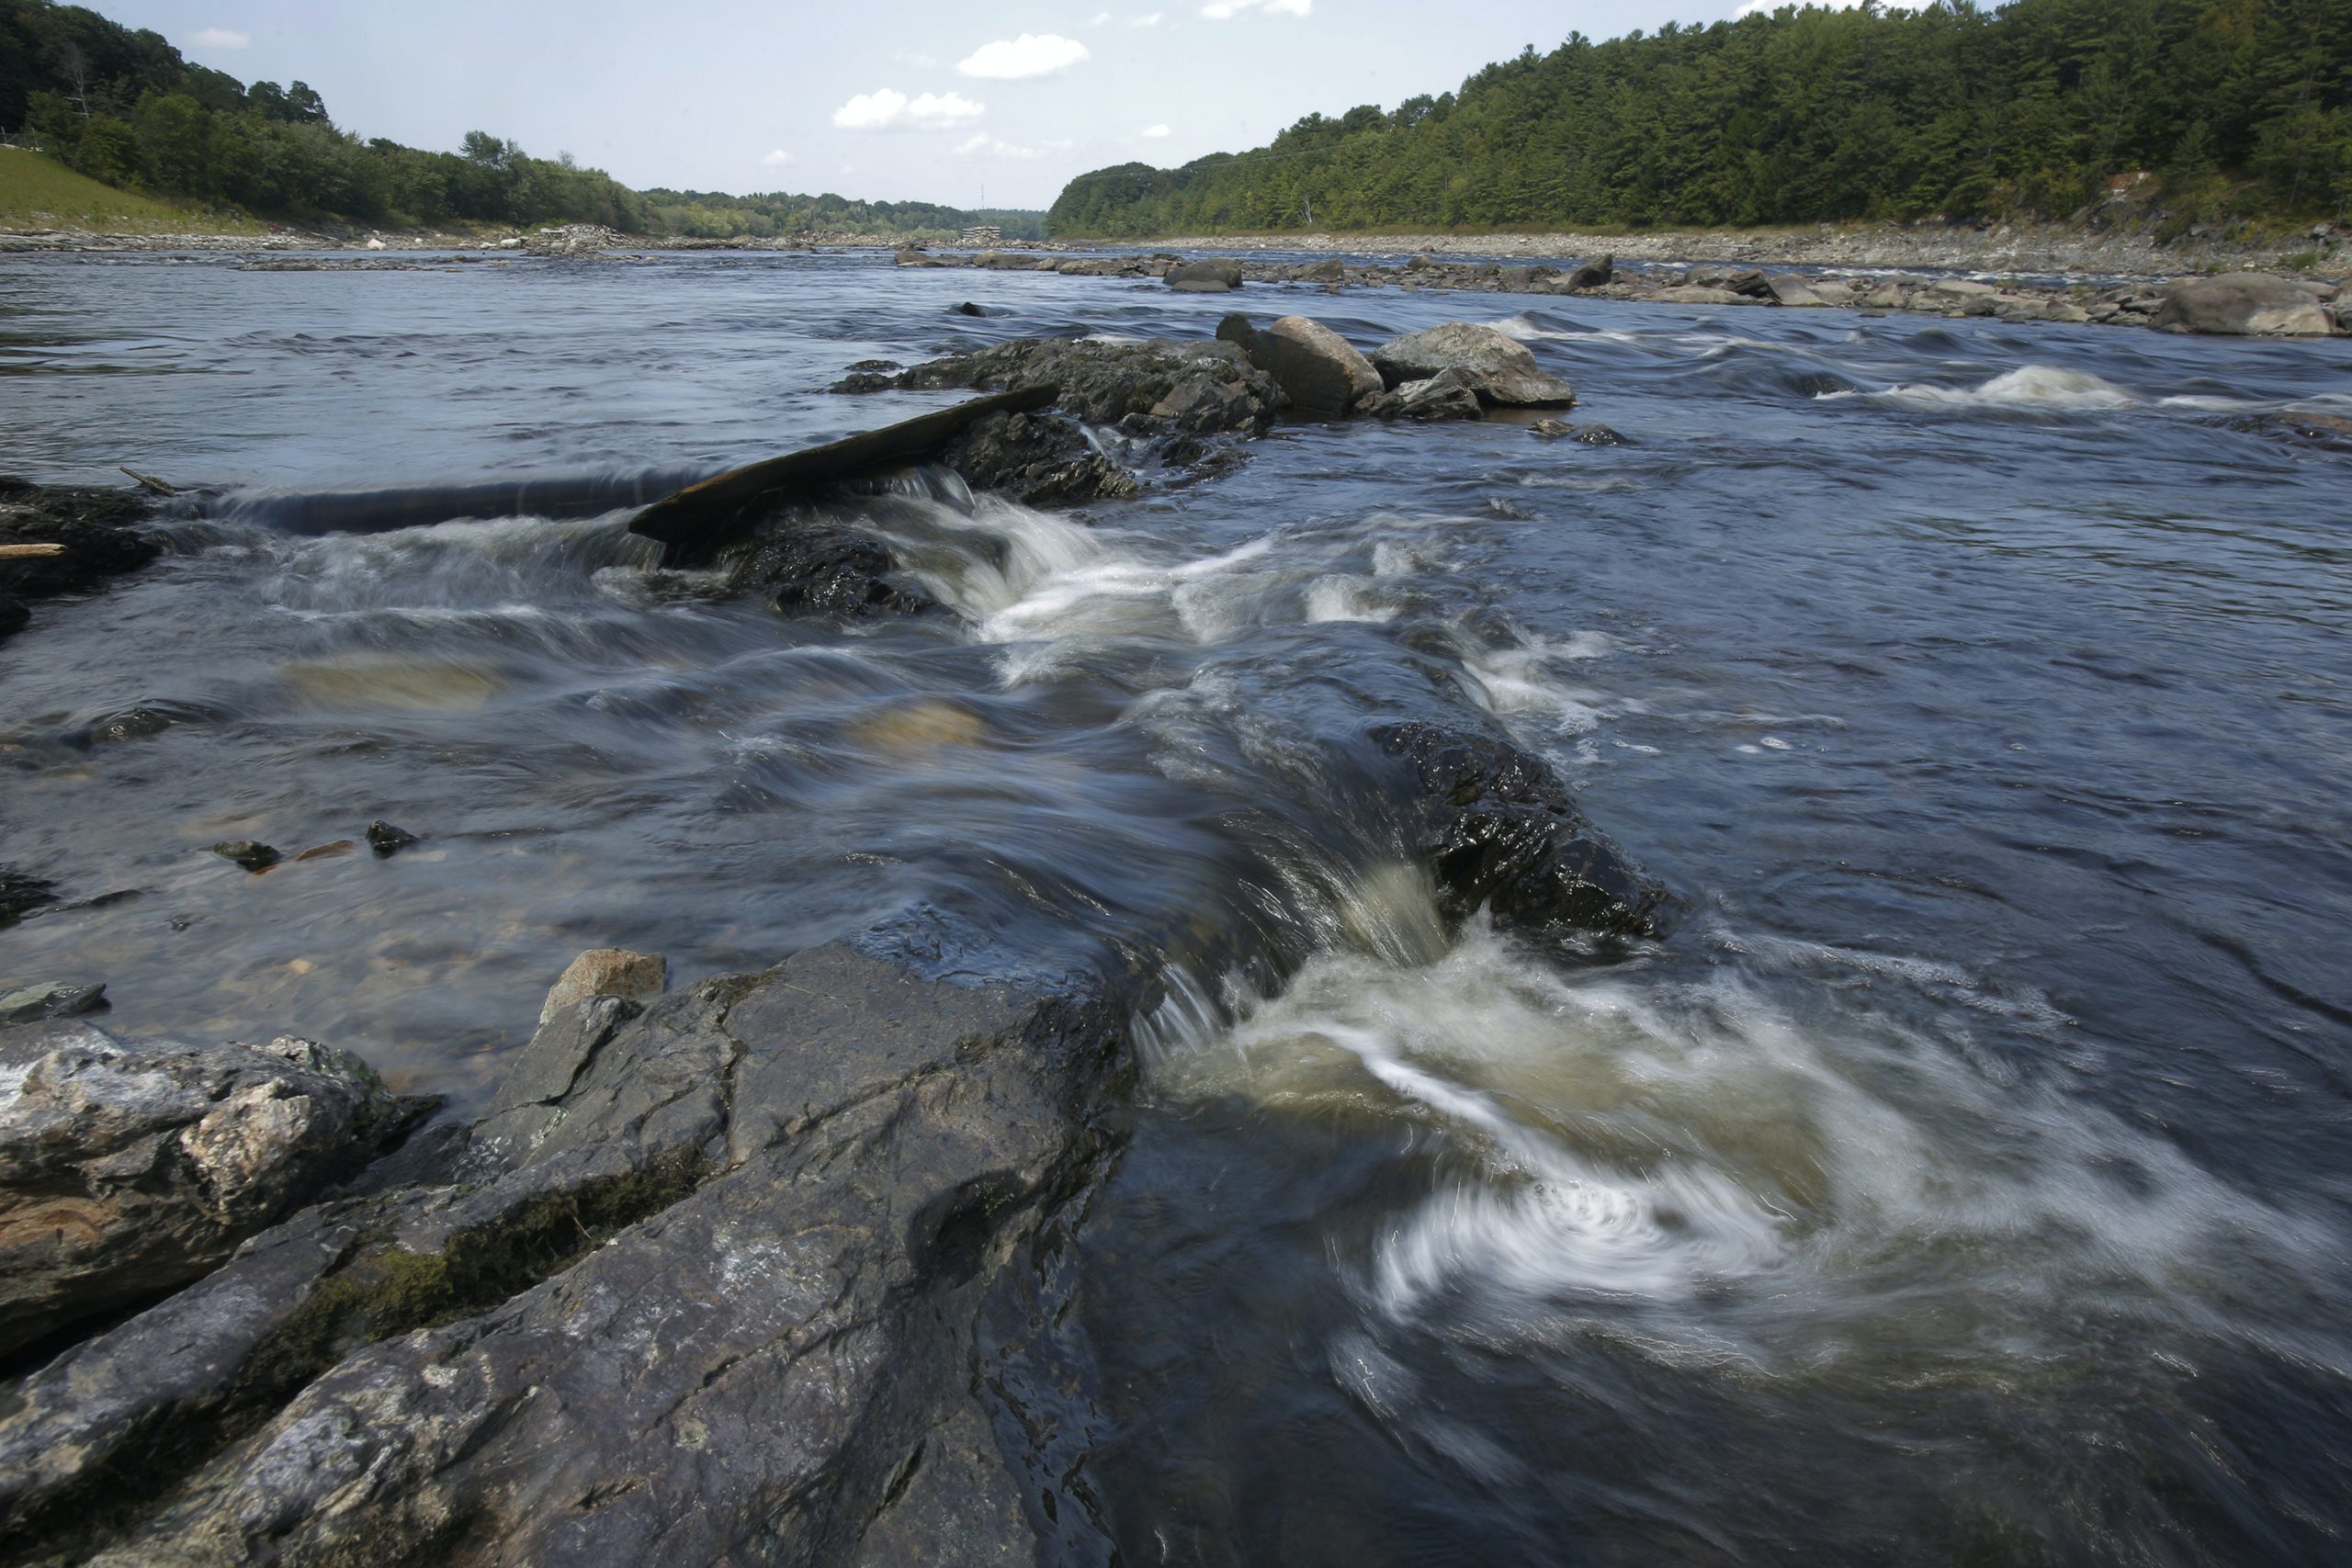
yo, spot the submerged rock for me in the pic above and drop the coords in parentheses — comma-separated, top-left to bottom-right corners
(208, 840, 284, 874)
(1370, 323, 1577, 409)
(2154, 274, 2334, 336)
(0, 1021, 429, 1359)
(0, 868, 57, 929)
(1530, 419, 1630, 446)
(1371, 721, 1669, 944)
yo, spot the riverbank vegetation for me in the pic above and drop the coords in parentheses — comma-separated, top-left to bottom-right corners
(0, 0, 1035, 239)
(0, 145, 264, 232)
(1046, 0, 2352, 236)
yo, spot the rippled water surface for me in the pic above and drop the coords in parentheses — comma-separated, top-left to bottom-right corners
(6, 250, 2351, 1563)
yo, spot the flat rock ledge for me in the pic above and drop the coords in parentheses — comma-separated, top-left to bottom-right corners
(893, 247, 2351, 337)
(0, 719, 1664, 1567)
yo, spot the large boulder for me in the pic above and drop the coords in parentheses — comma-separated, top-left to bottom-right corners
(1369, 322, 1576, 409)
(2154, 274, 2334, 336)
(1165, 257, 1243, 292)
(1370, 722, 1669, 943)
(1217, 313, 1383, 415)
(0, 1021, 428, 1357)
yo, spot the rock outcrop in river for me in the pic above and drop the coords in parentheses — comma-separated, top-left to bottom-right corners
(896, 247, 2352, 337)
(0, 701, 1665, 1564)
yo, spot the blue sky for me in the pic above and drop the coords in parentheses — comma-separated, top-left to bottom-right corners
(107, 2, 1760, 208)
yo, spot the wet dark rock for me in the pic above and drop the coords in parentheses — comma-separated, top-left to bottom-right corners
(1355, 367, 1486, 422)
(733, 525, 946, 621)
(58, 941, 1125, 1568)
(1370, 721, 1669, 944)
(0, 868, 56, 929)
(630, 387, 1057, 568)
(1531, 420, 1630, 446)
(208, 840, 284, 874)
(944, 409, 1142, 506)
(1217, 313, 1384, 416)
(0, 1021, 430, 1359)
(2229, 409, 2352, 449)
(1165, 257, 1243, 292)
(1563, 254, 1614, 290)
(0, 477, 163, 641)
(1371, 322, 1577, 409)
(952, 300, 1011, 317)
(1724, 269, 1777, 299)
(2154, 274, 2333, 336)
(85, 705, 177, 744)
(364, 819, 421, 857)
(1292, 257, 1347, 285)
(0, 981, 107, 1023)
(841, 335, 1282, 437)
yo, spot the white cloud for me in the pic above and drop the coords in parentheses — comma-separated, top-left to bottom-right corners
(956, 33, 1091, 80)
(1042, 138, 1077, 151)
(894, 51, 939, 68)
(831, 88, 988, 131)
(1140, 123, 1171, 139)
(1131, 10, 1165, 23)
(1201, 0, 1306, 15)
(760, 148, 795, 167)
(190, 26, 249, 48)
(1091, 10, 1113, 23)
(956, 134, 1044, 160)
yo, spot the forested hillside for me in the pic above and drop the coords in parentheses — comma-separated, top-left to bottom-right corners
(1047, 0, 2351, 236)
(639, 192, 1047, 241)
(0, 0, 1035, 236)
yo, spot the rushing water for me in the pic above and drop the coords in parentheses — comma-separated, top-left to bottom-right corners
(6, 249, 2351, 1563)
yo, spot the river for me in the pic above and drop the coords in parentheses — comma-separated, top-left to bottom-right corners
(5, 247, 2350, 1563)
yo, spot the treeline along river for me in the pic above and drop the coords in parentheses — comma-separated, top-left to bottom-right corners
(4, 249, 2352, 1562)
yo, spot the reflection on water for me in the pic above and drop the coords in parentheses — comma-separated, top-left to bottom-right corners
(5, 251, 2351, 1561)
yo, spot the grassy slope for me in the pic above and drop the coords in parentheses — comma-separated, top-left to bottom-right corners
(0, 149, 265, 234)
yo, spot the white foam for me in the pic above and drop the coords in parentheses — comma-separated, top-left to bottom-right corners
(1148, 924, 2345, 1369)
(1830, 365, 2140, 412)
